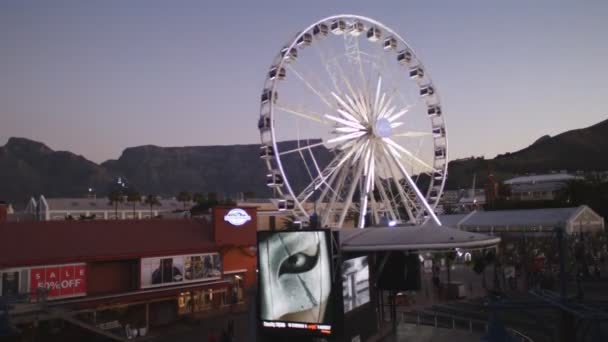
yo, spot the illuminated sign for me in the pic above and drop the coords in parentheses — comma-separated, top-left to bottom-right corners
(224, 208, 252, 226)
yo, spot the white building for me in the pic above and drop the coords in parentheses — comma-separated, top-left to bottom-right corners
(24, 195, 187, 221)
(438, 205, 604, 235)
(504, 173, 582, 201)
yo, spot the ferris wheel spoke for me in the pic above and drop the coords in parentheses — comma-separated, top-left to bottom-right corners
(337, 157, 365, 228)
(387, 146, 441, 225)
(326, 131, 366, 144)
(344, 93, 369, 123)
(373, 77, 382, 117)
(343, 33, 370, 101)
(374, 174, 399, 222)
(358, 143, 376, 228)
(386, 104, 412, 123)
(297, 139, 361, 204)
(320, 161, 351, 227)
(356, 91, 370, 122)
(314, 43, 344, 98)
(378, 146, 416, 223)
(383, 137, 436, 173)
(392, 131, 432, 138)
(286, 65, 336, 110)
(325, 114, 365, 130)
(279, 141, 327, 156)
(275, 104, 327, 124)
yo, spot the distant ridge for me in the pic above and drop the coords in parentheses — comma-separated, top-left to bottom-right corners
(1, 118, 607, 206)
(446, 118, 608, 189)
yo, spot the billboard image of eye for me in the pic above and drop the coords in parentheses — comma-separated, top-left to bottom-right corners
(342, 256, 370, 313)
(258, 230, 334, 334)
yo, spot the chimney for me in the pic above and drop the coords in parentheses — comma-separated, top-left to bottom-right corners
(0, 202, 8, 224)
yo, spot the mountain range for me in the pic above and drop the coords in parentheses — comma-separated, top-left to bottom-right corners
(1, 118, 607, 207)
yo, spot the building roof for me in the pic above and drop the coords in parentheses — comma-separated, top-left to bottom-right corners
(504, 174, 580, 185)
(510, 182, 566, 193)
(437, 214, 470, 226)
(41, 196, 184, 212)
(0, 219, 216, 268)
(339, 225, 500, 252)
(439, 206, 595, 230)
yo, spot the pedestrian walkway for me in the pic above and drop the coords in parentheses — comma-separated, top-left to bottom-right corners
(382, 323, 481, 342)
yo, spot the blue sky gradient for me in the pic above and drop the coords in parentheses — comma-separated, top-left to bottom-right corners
(1, 0, 607, 163)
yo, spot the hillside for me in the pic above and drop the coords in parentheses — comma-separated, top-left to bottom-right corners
(0, 138, 332, 207)
(445, 118, 608, 189)
(1, 118, 607, 205)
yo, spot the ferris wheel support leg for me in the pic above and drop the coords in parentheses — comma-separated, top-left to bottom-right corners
(337, 158, 365, 228)
(390, 152, 442, 226)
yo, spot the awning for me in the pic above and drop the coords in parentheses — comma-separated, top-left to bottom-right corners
(338, 224, 500, 252)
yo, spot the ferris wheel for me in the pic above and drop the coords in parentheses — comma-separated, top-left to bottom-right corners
(258, 15, 448, 228)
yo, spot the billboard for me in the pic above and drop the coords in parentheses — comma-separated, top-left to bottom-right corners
(342, 256, 370, 313)
(30, 263, 87, 300)
(258, 230, 335, 336)
(140, 253, 222, 289)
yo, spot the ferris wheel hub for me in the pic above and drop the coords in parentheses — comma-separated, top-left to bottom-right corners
(374, 118, 392, 138)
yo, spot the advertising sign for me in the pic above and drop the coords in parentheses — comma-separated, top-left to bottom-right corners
(258, 230, 335, 336)
(213, 207, 257, 246)
(140, 253, 222, 289)
(29, 263, 87, 300)
(342, 256, 370, 313)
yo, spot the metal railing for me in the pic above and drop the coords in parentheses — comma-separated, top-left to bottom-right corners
(400, 310, 534, 342)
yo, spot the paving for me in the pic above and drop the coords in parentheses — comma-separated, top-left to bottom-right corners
(382, 323, 481, 342)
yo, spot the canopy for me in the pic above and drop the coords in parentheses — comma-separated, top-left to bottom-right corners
(338, 224, 500, 252)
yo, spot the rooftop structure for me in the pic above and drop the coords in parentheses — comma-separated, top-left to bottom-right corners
(24, 195, 186, 221)
(438, 205, 604, 235)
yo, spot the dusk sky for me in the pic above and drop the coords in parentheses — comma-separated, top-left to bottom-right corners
(1, 0, 607, 163)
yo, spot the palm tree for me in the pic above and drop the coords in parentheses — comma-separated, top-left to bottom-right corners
(126, 190, 141, 219)
(144, 194, 160, 218)
(108, 190, 124, 220)
(177, 191, 192, 211)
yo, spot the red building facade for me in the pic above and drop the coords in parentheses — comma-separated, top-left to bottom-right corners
(0, 206, 257, 338)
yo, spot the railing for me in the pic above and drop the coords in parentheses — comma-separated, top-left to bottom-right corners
(400, 310, 534, 342)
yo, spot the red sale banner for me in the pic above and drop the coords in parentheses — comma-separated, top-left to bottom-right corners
(30, 263, 87, 300)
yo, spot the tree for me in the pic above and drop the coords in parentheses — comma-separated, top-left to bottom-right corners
(243, 191, 256, 200)
(108, 190, 124, 220)
(144, 194, 160, 218)
(126, 190, 141, 218)
(193, 192, 206, 204)
(207, 192, 218, 204)
(177, 191, 192, 211)
(221, 198, 237, 206)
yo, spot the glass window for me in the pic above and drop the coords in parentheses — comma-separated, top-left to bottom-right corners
(1, 271, 19, 296)
(178, 291, 192, 315)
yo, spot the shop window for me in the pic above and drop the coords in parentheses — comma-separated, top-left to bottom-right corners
(1, 269, 29, 297)
(178, 292, 192, 315)
(225, 273, 245, 303)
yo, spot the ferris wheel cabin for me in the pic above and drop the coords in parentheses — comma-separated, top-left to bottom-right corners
(367, 26, 382, 42)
